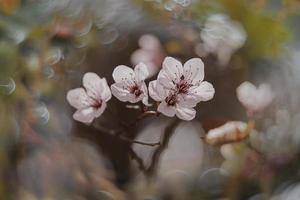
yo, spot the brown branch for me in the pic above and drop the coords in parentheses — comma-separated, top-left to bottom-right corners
(120, 111, 159, 130)
(146, 118, 180, 176)
(92, 124, 160, 147)
(128, 147, 146, 171)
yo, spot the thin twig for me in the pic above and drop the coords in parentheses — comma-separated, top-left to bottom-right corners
(121, 111, 159, 130)
(128, 147, 146, 171)
(119, 135, 160, 146)
(92, 124, 160, 147)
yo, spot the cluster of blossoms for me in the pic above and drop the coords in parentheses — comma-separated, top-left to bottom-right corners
(149, 57, 215, 120)
(67, 57, 215, 123)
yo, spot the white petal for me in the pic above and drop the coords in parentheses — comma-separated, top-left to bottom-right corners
(99, 78, 112, 102)
(183, 58, 204, 84)
(134, 62, 149, 82)
(158, 101, 176, 117)
(66, 88, 91, 109)
(157, 70, 176, 89)
(189, 81, 215, 102)
(176, 107, 196, 121)
(83, 72, 106, 100)
(73, 107, 97, 124)
(149, 80, 166, 102)
(177, 94, 198, 108)
(111, 83, 130, 102)
(162, 57, 183, 82)
(141, 82, 150, 106)
(112, 65, 134, 83)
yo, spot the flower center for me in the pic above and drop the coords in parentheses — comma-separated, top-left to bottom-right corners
(165, 93, 177, 106)
(91, 98, 102, 109)
(130, 85, 143, 97)
(176, 76, 192, 94)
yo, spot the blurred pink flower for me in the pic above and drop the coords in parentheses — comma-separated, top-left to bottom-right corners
(67, 72, 111, 123)
(149, 57, 215, 120)
(198, 13, 246, 66)
(131, 34, 164, 77)
(237, 81, 274, 115)
(111, 63, 150, 105)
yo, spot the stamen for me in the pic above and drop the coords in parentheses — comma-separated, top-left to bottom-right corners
(91, 98, 102, 109)
(165, 93, 177, 106)
(129, 84, 143, 97)
(176, 79, 192, 94)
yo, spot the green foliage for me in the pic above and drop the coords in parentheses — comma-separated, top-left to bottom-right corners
(221, 0, 290, 58)
(0, 42, 18, 79)
(193, 0, 290, 59)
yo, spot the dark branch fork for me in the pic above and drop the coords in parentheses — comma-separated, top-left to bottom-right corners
(146, 118, 180, 176)
(92, 109, 161, 147)
(93, 105, 180, 176)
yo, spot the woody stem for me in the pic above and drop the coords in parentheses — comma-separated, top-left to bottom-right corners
(93, 124, 161, 146)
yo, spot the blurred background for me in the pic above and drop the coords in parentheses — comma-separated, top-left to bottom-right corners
(1, 0, 300, 199)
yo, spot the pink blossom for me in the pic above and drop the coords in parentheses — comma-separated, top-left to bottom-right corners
(149, 57, 215, 120)
(111, 63, 149, 105)
(67, 72, 111, 123)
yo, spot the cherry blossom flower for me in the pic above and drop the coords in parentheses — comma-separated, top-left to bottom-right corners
(199, 13, 246, 66)
(111, 63, 150, 105)
(131, 34, 164, 77)
(67, 72, 111, 123)
(149, 80, 196, 120)
(237, 81, 274, 115)
(149, 57, 215, 120)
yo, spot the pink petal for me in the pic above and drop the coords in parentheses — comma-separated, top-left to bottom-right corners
(189, 81, 215, 102)
(112, 65, 134, 83)
(177, 94, 198, 108)
(66, 88, 91, 109)
(99, 78, 112, 102)
(134, 62, 149, 83)
(73, 107, 97, 124)
(83, 72, 108, 100)
(183, 58, 204, 84)
(176, 107, 196, 121)
(141, 82, 150, 106)
(158, 101, 176, 117)
(111, 83, 130, 102)
(149, 80, 166, 102)
(157, 70, 176, 89)
(162, 57, 183, 82)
